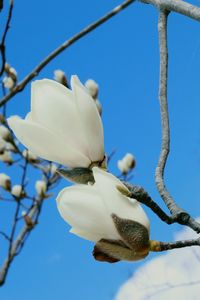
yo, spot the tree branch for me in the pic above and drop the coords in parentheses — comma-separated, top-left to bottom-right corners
(151, 238, 200, 252)
(142, 0, 200, 22)
(0, 0, 135, 108)
(0, 0, 14, 77)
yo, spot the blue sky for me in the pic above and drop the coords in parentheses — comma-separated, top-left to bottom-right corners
(0, 0, 200, 299)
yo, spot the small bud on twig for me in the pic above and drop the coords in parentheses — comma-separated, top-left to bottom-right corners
(0, 173, 11, 190)
(35, 180, 47, 197)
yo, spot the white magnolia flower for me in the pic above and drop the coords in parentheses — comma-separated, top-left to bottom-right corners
(11, 185, 23, 197)
(0, 173, 11, 190)
(35, 180, 47, 196)
(57, 167, 150, 262)
(7, 76, 104, 169)
(85, 79, 99, 99)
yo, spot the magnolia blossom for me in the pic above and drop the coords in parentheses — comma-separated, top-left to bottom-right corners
(56, 167, 150, 262)
(8, 76, 104, 169)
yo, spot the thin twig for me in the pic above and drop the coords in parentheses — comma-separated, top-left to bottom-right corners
(152, 238, 200, 252)
(0, 0, 135, 108)
(0, 0, 14, 77)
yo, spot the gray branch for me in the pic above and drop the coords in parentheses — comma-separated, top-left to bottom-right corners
(142, 0, 200, 22)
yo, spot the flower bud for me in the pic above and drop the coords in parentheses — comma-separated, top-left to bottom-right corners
(0, 173, 11, 190)
(123, 153, 136, 169)
(54, 70, 68, 86)
(6, 142, 16, 152)
(50, 163, 57, 175)
(0, 125, 11, 141)
(11, 185, 25, 198)
(117, 160, 129, 174)
(22, 149, 38, 162)
(0, 151, 13, 164)
(0, 137, 5, 154)
(35, 180, 47, 197)
(85, 79, 99, 99)
(3, 76, 15, 89)
(22, 211, 34, 228)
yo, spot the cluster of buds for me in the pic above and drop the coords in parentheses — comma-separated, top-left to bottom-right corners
(3, 63, 17, 90)
(0, 124, 14, 164)
(85, 79, 102, 115)
(54, 70, 68, 87)
(0, 126, 13, 164)
(117, 153, 136, 175)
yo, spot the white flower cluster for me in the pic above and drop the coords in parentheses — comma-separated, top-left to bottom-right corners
(7, 75, 150, 262)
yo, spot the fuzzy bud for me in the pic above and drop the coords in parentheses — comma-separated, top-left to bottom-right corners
(11, 185, 24, 198)
(85, 79, 99, 99)
(22, 149, 38, 162)
(3, 76, 15, 89)
(0, 125, 11, 142)
(0, 173, 11, 190)
(0, 137, 5, 154)
(0, 151, 13, 164)
(35, 180, 47, 197)
(54, 70, 68, 86)
(117, 153, 136, 174)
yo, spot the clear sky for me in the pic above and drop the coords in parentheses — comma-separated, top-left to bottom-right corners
(0, 0, 200, 299)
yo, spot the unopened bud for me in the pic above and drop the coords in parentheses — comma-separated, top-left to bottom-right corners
(117, 160, 129, 174)
(22, 211, 34, 228)
(0, 137, 5, 154)
(6, 142, 17, 152)
(0, 151, 13, 164)
(11, 185, 25, 198)
(3, 76, 15, 89)
(85, 79, 99, 99)
(54, 70, 68, 86)
(0, 125, 11, 142)
(117, 153, 136, 174)
(35, 180, 47, 197)
(123, 153, 136, 169)
(0, 173, 11, 190)
(22, 149, 38, 162)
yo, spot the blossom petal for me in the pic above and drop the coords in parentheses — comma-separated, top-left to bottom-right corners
(7, 116, 90, 168)
(31, 79, 89, 157)
(56, 185, 120, 242)
(69, 227, 104, 242)
(71, 75, 104, 162)
(93, 167, 150, 232)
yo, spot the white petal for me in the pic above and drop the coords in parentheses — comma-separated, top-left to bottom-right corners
(93, 167, 150, 232)
(7, 116, 90, 168)
(31, 79, 89, 157)
(71, 75, 104, 163)
(56, 185, 120, 242)
(69, 227, 103, 242)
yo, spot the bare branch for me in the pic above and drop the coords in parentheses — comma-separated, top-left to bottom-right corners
(155, 10, 200, 233)
(0, 0, 135, 108)
(151, 238, 200, 252)
(142, 0, 200, 22)
(0, 0, 14, 77)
